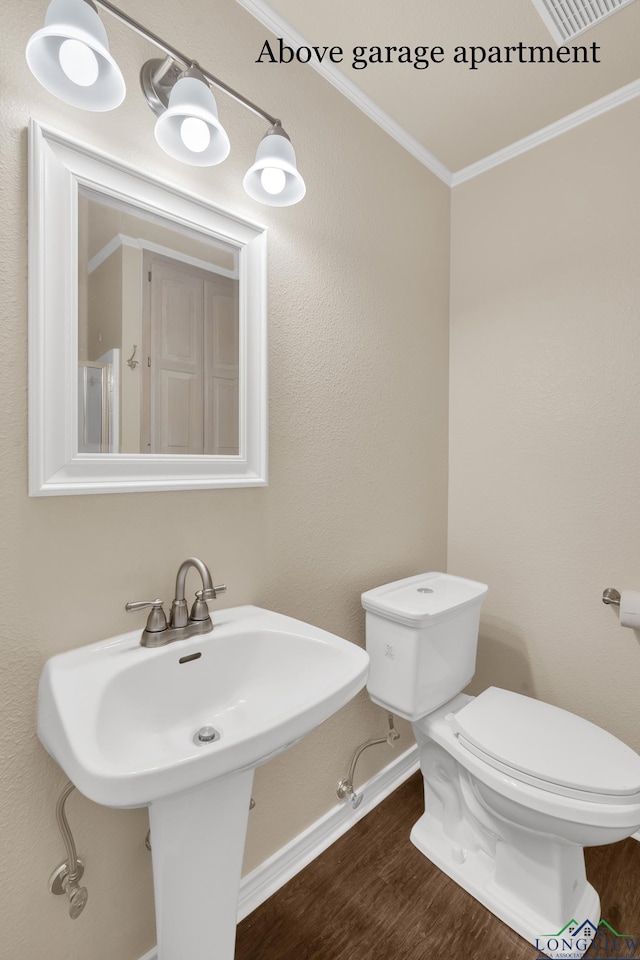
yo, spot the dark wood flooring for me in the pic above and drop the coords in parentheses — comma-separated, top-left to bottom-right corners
(235, 773, 640, 960)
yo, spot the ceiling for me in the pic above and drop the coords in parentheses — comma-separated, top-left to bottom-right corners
(238, 0, 640, 178)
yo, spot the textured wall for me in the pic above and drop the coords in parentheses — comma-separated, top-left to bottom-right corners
(0, 1, 449, 958)
(449, 98, 640, 750)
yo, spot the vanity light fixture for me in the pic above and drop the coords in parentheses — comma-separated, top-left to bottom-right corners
(26, 0, 306, 205)
(243, 122, 306, 207)
(153, 66, 230, 167)
(25, 0, 125, 110)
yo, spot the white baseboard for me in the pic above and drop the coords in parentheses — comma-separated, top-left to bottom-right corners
(137, 744, 419, 960)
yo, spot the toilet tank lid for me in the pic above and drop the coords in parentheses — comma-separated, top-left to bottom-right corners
(452, 687, 640, 798)
(361, 573, 488, 627)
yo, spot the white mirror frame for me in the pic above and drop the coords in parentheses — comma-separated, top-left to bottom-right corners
(28, 119, 268, 496)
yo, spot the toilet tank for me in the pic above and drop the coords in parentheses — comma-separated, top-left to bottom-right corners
(361, 573, 488, 722)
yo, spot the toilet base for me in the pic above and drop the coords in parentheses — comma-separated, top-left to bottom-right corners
(410, 812, 600, 958)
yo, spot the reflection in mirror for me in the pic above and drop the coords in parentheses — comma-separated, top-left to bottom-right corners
(78, 190, 240, 456)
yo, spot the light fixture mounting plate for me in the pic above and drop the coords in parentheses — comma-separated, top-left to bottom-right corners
(140, 58, 183, 116)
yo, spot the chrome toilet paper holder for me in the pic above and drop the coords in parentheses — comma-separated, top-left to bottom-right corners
(602, 588, 621, 606)
(602, 587, 640, 629)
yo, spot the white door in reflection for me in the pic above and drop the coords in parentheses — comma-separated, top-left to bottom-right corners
(142, 253, 239, 455)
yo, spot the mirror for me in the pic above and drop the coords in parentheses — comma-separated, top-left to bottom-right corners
(79, 190, 240, 457)
(29, 119, 267, 495)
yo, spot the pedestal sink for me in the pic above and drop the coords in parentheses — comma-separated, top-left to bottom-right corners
(38, 605, 369, 960)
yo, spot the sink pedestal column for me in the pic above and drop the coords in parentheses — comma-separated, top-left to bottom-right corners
(148, 769, 255, 960)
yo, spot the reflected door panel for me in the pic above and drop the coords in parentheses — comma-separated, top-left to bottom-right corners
(144, 254, 240, 456)
(151, 260, 204, 455)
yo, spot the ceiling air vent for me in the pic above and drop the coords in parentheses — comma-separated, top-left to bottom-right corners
(530, 0, 636, 43)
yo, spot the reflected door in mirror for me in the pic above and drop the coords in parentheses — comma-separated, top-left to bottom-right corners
(142, 255, 239, 455)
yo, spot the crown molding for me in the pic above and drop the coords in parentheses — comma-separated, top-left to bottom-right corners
(234, 0, 453, 186)
(451, 78, 640, 185)
(235, 0, 640, 187)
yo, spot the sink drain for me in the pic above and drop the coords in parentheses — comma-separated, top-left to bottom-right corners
(193, 725, 221, 746)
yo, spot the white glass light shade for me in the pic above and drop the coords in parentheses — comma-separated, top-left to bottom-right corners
(25, 0, 125, 111)
(154, 76, 230, 166)
(243, 130, 306, 207)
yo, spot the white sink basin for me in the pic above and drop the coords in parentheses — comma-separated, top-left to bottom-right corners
(39, 604, 369, 960)
(38, 605, 369, 808)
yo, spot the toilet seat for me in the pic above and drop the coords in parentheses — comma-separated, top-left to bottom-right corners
(420, 694, 640, 832)
(451, 687, 640, 804)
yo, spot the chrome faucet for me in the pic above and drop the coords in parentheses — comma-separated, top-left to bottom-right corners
(126, 557, 226, 647)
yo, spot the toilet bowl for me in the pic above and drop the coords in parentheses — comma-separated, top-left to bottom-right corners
(362, 573, 640, 956)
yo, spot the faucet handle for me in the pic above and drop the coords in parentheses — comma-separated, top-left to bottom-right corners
(190, 585, 226, 623)
(196, 585, 227, 601)
(125, 599, 167, 633)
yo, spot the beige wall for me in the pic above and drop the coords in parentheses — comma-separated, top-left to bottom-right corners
(0, 2, 449, 959)
(88, 250, 123, 360)
(449, 97, 640, 751)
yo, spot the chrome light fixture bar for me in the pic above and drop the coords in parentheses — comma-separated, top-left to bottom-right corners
(26, 0, 306, 205)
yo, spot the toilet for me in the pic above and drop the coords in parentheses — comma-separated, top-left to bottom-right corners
(362, 572, 640, 955)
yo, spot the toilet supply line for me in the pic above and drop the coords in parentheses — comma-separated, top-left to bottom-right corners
(337, 713, 400, 808)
